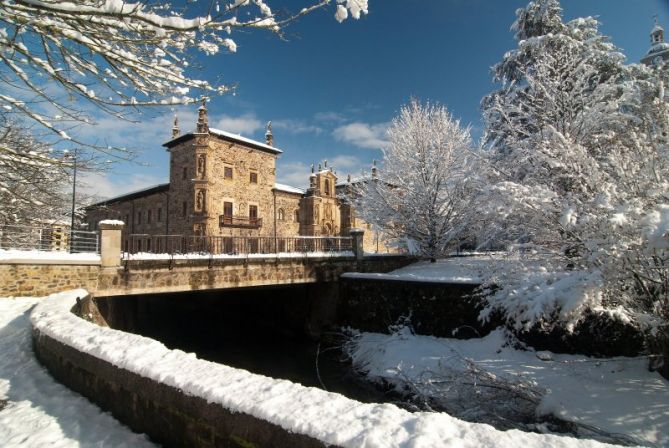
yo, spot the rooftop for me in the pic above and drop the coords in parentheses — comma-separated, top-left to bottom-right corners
(163, 128, 283, 155)
(87, 183, 170, 208)
(274, 183, 305, 195)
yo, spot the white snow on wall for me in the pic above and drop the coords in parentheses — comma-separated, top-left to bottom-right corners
(29, 290, 618, 448)
(0, 297, 155, 447)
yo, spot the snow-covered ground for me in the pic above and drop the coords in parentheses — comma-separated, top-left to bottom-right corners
(24, 290, 617, 448)
(342, 257, 669, 446)
(0, 297, 155, 447)
(0, 249, 100, 263)
(347, 327, 669, 447)
(342, 255, 506, 284)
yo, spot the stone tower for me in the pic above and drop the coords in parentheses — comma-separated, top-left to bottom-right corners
(641, 17, 669, 65)
(299, 162, 340, 236)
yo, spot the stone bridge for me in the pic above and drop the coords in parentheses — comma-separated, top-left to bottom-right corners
(0, 223, 412, 297)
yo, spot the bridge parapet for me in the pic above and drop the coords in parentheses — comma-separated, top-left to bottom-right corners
(0, 221, 413, 297)
(96, 254, 412, 297)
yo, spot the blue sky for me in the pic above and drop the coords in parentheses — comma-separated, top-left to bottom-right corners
(81, 0, 669, 198)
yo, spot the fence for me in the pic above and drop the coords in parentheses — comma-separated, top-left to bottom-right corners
(0, 225, 100, 253)
(123, 234, 353, 257)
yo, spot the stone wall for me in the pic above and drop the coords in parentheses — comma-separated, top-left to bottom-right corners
(168, 141, 197, 236)
(274, 190, 301, 237)
(338, 276, 497, 338)
(85, 189, 170, 253)
(205, 137, 278, 237)
(0, 263, 100, 297)
(96, 255, 413, 297)
(32, 330, 330, 448)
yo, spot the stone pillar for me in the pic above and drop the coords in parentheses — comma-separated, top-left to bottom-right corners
(349, 228, 365, 261)
(99, 221, 124, 268)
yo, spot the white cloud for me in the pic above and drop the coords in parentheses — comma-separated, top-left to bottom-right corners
(212, 114, 263, 135)
(71, 109, 196, 152)
(272, 119, 322, 135)
(332, 122, 390, 149)
(329, 154, 362, 170)
(79, 171, 167, 201)
(314, 111, 347, 124)
(276, 161, 310, 189)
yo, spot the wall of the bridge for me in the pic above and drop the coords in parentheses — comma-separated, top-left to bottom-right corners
(97, 255, 411, 297)
(0, 255, 412, 297)
(0, 261, 100, 297)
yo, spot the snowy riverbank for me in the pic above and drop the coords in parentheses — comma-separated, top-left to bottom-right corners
(13, 290, 619, 447)
(346, 327, 669, 446)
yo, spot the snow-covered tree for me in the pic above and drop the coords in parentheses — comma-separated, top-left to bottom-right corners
(353, 100, 478, 261)
(0, 119, 72, 226)
(0, 0, 368, 154)
(479, 0, 669, 348)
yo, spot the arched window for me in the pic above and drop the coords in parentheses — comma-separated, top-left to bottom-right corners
(278, 208, 285, 221)
(324, 179, 330, 195)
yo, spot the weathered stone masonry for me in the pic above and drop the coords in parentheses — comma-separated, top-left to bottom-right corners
(33, 329, 332, 448)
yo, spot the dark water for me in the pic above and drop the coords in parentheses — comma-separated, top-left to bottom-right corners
(102, 285, 397, 405)
(164, 329, 393, 404)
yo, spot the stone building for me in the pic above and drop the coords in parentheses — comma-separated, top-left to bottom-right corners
(85, 101, 396, 253)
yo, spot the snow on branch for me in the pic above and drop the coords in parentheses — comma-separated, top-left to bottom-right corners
(0, 0, 368, 153)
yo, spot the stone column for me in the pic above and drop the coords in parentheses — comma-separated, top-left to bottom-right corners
(99, 221, 124, 268)
(349, 228, 365, 261)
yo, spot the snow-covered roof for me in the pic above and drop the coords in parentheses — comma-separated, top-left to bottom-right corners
(209, 128, 283, 154)
(274, 183, 304, 195)
(164, 128, 282, 155)
(336, 175, 370, 187)
(87, 183, 170, 207)
(647, 42, 669, 55)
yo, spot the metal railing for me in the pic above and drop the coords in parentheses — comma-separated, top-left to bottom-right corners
(219, 215, 263, 229)
(0, 224, 100, 253)
(124, 234, 353, 257)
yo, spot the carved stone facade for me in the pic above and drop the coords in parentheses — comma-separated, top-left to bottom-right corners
(85, 103, 396, 253)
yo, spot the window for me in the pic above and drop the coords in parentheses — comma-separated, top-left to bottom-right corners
(324, 179, 330, 195)
(224, 166, 233, 179)
(249, 205, 258, 223)
(182, 201, 187, 217)
(250, 172, 258, 184)
(182, 166, 188, 180)
(157, 208, 162, 222)
(278, 208, 285, 221)
(147, 210, 152, 224)
(222, 201, 233, 225)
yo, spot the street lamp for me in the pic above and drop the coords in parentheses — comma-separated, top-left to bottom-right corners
(64, 148, 78, 253)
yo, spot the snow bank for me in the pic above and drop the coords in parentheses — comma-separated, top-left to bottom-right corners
(30, 290, 618, 448)
(348, 328, 669, 447)
(341, 257, 499, 284)
(0, 297, 154, 447)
